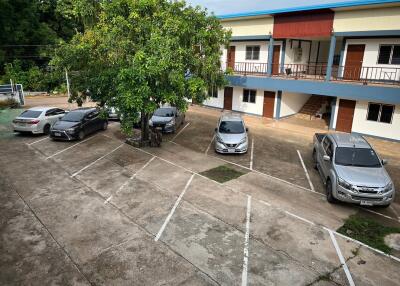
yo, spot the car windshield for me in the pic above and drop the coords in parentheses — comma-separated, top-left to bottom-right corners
(219, 120, 245, 134)
(154, 108, 174, 117)
(335, 147, 381, 168)
(19, 110, 42, 118)
(61, 111, 85, 122)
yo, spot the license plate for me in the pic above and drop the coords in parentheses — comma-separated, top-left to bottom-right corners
(228, 148, 235, 153)
(360, 200, 373, 206)
(18, 123, 25, 126)
(54, 132, 61, 137)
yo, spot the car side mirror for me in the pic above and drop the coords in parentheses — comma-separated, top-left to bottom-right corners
(382, 159, 388, 165)
(323, 155, 330, 161)
(214, 127, 218, 132)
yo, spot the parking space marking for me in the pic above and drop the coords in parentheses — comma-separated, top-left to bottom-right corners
(154, 174, 195, 241)
(390, 205, 400, 220)
(171, 122, 190, 142)
(108, 142, 400, 263)
(249, 139, 254, 170)
(261, 199, 400, 263)
(45, 135, 97, 160)
(296, 150, 315, 192)
(71, 143, 124, 177)
(359, 207, 400, 223)
(204, 134, 215, 154)
(328, 229, 355, 286)
(104, 156, 156, 204)
(26, 136, 50, 146)
(241, 195, 252, 286)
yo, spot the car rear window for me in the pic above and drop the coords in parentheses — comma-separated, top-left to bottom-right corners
(19, 110, 42, 118)
(335, 147, 381, 168)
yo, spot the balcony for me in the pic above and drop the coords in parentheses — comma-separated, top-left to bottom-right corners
(224, 62, 400, 87)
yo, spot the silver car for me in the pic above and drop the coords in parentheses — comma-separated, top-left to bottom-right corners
(215, 113, 248, 154)
(13, 107, 66, 135)
(313, 133, 395, 207)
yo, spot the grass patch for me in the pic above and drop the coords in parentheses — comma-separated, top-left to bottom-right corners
(200, 165, 245, 183)
(337, 214, 400, 253)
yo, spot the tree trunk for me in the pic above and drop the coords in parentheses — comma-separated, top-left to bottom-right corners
(140, 112, 149, 142)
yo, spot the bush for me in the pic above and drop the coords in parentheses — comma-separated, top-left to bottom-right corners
(0, 98, 20, 109)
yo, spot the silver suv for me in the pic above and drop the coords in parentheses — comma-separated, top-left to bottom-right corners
(313, 133, 395, 207)
(215, 113, 248, 154)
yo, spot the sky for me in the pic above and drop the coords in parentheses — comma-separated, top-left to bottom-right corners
(185, 0, 368, 16)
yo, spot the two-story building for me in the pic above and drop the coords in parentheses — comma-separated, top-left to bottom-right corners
(203, 0, 400, 141)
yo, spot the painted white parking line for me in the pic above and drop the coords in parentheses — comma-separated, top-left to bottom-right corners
(284, 210, 316, 226)
(260, 198, 400, 264)
(249, 139, 254, 170)
(328, 229, 355, 286)
(297, 150, 315, 192)
(241, 195, 252, 286)
(27, 136, 50, 146)
(390, 205, 400, 220)
(171, 122, 190, 142)
(45, 135, 97, 160)
(154, 174, 195, 241)
(204, 134, 215, 154)
(326, 227, 400, 264)
(104, 156, 156, 204)
(71, 143, 124, 177)
(359, 207, 400, 223)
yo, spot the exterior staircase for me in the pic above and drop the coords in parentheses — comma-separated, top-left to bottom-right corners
(296, 95, 329, 120)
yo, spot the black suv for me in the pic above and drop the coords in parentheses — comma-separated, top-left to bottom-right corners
(50, 108, 108, 140)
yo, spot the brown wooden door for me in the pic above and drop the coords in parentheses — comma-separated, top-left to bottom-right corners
(336, 99, 356, 133)
(227, 46, 236, 69)
(263, 91, 275, 118)
(223, 87, 233, 110)
(272, 46, 281, 75)
(344, 45, 365, 80)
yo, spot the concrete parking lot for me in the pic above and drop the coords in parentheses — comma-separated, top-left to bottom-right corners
(1, 99, 400, 285)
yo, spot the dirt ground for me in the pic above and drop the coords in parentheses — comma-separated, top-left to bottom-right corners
(1, 97, 400, 285)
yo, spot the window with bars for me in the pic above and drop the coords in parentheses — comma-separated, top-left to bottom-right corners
(377, 45, 400, 65)
(208, 85, 218, 98)
(366, 103, 395, 124)
(243, 89, 256, 103)
(245, 46, 260, 60)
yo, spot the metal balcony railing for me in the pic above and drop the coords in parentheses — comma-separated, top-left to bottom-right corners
(224, 62, 400, 86)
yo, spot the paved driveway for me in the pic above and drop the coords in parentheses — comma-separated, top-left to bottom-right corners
(1, 103, 400, 285)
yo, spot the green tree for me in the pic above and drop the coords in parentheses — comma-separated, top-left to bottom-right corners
(52, 0, 230, 143)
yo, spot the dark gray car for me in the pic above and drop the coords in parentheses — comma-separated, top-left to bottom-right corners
(149, 107, 185, 133)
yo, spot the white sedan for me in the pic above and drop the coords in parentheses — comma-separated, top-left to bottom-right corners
(13, 107, 66, 134)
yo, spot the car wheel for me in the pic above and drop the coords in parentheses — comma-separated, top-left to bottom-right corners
(43, 124, 51, 135)
(102, 121, 108, 131)
(326, 179, 337, 204)
(78, 130, 85, 140)
(312, 149, 318, 170)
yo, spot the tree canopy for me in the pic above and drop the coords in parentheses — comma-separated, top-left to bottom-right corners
(52, 0, 231, 139)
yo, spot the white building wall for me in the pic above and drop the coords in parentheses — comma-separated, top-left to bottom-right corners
(284, 40, 312, 65)
(280, 92, 311, 117)
(352, 101, 400, 141)
(334, 7, 400, 33)
(222, 17, 274, 37)
(203, 89, 224, 109)
(232, 87, 265, 116)
(342, 38, 400, 80)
